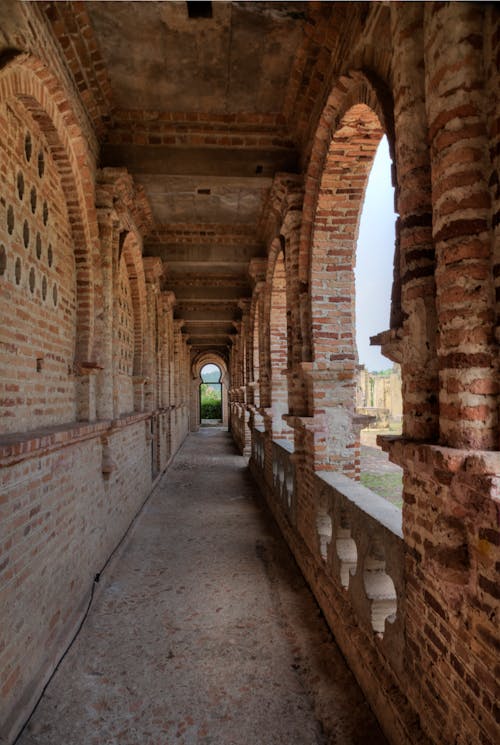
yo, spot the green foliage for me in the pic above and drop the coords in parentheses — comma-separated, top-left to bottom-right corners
(200, 383, 222, 419)
(201, 401, 222, 419)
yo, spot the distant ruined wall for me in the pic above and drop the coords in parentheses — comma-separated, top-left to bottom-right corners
(357, 366, 403, 424)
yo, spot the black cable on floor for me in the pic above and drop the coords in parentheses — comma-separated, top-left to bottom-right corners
(13, 475, 161, 744)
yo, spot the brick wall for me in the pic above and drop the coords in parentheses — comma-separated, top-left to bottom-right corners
(245, 7, 499, 744)
(0, 418, 154, 741)
(0, 39, 191, 744)
(0, 4, 498, 745)
(0, 98, 77, 433)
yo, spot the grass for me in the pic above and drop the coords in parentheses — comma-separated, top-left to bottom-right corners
(360, 472, 403, 509)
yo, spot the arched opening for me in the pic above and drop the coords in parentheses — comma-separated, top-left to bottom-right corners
(307, 102, 386, 473)
(199, 363, 223, 425)
(354, 135, 403, 508)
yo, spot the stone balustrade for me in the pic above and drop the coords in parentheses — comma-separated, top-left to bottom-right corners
(313, 470, 405, 670)
(251, 426, 406, 683)
(271, 439, 296, 526)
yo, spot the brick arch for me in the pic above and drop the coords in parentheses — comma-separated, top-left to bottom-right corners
(192, 352, 229, 385)
(299, 70, 395, 363)
(0, 53, 99, 363)
(249, 290, 261, 383)
(262, 236, 292, 437)
(121, 230, 147, 377)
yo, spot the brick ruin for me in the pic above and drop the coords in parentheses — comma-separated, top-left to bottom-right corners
(0, 2, 498, 744)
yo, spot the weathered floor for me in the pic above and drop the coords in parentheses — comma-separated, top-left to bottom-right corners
(19, 429, 387, 745)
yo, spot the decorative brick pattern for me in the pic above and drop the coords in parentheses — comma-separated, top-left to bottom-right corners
(0, 97, 77, 433)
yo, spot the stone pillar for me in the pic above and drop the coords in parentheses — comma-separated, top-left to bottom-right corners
(424, 2, 498, 450)
(390, 2, 439, 441)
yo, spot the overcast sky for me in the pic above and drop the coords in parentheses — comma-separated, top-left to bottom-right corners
(355, 136, 397, 371)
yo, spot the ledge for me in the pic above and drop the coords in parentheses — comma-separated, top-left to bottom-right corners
(273, 438, 294, 454)
(316, 470, 403, 538)
(0, 420, 110, 467)
(0, 412, 151, 468)
(370, 327, 402, 364)
(109, 411, 150, 431)
(378, 435, 500, 476)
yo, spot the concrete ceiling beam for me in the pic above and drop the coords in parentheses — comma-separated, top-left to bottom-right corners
(101, 145, 299, 178)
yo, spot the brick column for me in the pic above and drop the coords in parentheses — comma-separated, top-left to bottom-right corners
(282, 206, 309, 423)
(390, 1, 439, 441)
(424, 2, 498, 449)
(239, 299, 251, 398)
(248, 258, 267, 412)
(143, 257, 163, 413)
(95, 212, 119, 420)
(172, 319, 184, 449)
(485, 5, 500, 446)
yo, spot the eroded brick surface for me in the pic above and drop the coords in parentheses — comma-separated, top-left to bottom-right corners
(0, 3, 499, 745)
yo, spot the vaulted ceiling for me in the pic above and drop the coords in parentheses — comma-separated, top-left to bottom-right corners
(40, 0, 376, 355)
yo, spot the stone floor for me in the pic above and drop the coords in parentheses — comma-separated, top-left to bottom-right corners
(18, 429, 387, 745)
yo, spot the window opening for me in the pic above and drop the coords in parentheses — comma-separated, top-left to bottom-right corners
(187, 1, 212, 19)
(354, 134, 403, 508)
(199, 363, 222, 424)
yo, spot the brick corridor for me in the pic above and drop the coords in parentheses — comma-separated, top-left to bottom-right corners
(18, 429, 387, 745)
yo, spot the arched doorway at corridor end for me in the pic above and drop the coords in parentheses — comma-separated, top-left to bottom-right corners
(200, 364, 223, 425)
(190, 353, 230, 431)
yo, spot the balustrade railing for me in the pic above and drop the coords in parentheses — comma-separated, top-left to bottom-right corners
(250, 426, 405, 673)
(271, 439, 296, 526)
(313, 471, 404, 665)
(252, 425, 265, 469)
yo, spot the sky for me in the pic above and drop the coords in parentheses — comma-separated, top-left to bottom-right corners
(201, 363, 221, 382)
(354, 135, 397, 372)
